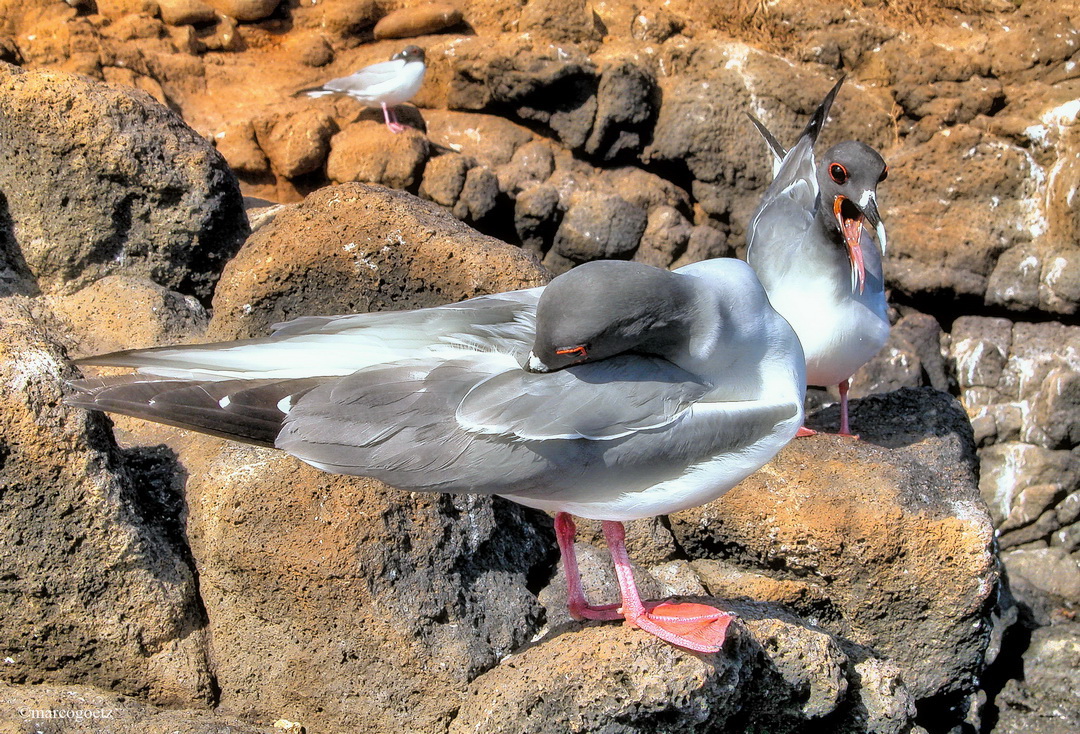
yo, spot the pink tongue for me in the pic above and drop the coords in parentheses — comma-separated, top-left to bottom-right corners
(843, 216, 866, 293)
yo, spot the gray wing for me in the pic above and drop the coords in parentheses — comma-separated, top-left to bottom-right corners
(455, 355, 709, 440)
(322, 58, 407, 95)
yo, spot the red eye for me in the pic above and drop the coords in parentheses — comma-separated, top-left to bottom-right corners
(829, 163, 848, 184)
(879, 165, 889, 182)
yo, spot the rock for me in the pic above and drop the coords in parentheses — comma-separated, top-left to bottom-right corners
(303, 0, 379, 36)
(1000, 484, 1068, 533)
(283, 31, 334, 68)
(207, 182, 548, 340)
(994, 622, 1080, 733)
(1001, 547, 1080, 604)
(373, 3, 462, 40)
(0, 299, 212, 705)
(513, 183, 560, 254)
(633, 204, 691, 268)
(978, 443, 1079, 527)
(203, 0, 280, 22)
(452, 164, 500, 222)
(671, 224, 732, 268)
(418, 150, 470, 207)
(450, 605, 915, 733)
(173, 434, 554, 732)
(425, 109, 536, 168)
(584, 58, 658, 160)
(215, 121, 271, 176)
(446, 37, 598, 151)
(518, 0, 600, 44)
(0, 682, 277, 733)
(45, 275, 208, 357)
(496, 140, 556, 196)
(253, 107, 337, 179)
(326, 122, 429, 189)
(157, 0, 216, 26)
(95, 0, 159, 20)
(550, 191, 647, 266)
(670, 388, 997, 704)
(0, 64, 248, 302)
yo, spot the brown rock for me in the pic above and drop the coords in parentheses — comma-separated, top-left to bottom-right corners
(670, 388, 996, 703)
(94, 0, 159, 20)
(208, 182, 548, 339)
(177, 433, 552, 733)
(418, 150, 469, 207)
(373, 3, 462, 40)
(0, 682, 277, 733)
(0, 299, 212, 705)
(203, 0, 279, 22)
(551, 190, 647, 265)
(326, 122, 429, 189)
(0, 64, 248, 302)
(451, 164, 499, 222)
(633, 204, 691, 268)
(518, 0, 599, 44)
(254, 107, 337, 179)
(157, 0, 216, 26)
(424, 109, 536, 168)
(45, 275, 208, 357)
(304, 0, 379, 36)
(214, 120, 270, 176)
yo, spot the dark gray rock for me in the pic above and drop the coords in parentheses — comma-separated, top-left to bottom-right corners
(993, 622, 1080, 734)
(0, 299, 211, 705)
(0, 64, 248, 302)
(584, 60, 658, 161)
(551, 191, 647, 263)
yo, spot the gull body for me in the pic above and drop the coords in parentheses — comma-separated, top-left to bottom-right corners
(745, 78, 890, 435)
(297, 45, 426, 132)
(69, 259, 805, 652)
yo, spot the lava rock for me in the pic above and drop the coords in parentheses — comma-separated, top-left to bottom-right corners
(0, 299, 212, 705)
(253, 107, 337, 179)
(207, 182, 548, 340)
(326, 123, 430, 190)
(373, 2, 462, 40)
(0, 64, 249, 302)
(671, 388, 997, 705)
(551, 191, 647, 264)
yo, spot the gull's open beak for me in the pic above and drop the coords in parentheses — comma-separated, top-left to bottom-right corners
(834, 192, 886, 295)
(834, 195, 866, 294)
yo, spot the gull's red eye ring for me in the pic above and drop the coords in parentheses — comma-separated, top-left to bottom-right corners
(879, 165, 889, 183)
(829, 163, 848, 184)
(555, 345, 588, 358)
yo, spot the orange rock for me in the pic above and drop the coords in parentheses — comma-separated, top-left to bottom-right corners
(373, 2, 462, 40)
(325, 121, 429, 190)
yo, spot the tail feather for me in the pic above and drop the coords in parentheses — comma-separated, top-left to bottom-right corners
(67, 374, 331, 447)
(797, 75, 844, 147)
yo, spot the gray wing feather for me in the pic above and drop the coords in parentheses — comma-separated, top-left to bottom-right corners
(455, 355, 708, 440)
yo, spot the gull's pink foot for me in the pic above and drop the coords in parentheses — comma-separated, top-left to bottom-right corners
(628, 601, 733, 653)
(385, 121, 408, 133)
(796, 425, 818, 437)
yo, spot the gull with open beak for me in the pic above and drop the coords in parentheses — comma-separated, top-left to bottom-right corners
(745, 77, 890, 437)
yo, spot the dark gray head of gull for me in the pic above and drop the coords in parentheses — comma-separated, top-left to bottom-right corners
(526, 261, 697, 373)
(815, 140, 889, 294)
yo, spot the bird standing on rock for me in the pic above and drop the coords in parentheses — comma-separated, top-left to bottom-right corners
(68, 258, 806, 653)
(745, 78, 890, 437)
(296, 45, 426, 133)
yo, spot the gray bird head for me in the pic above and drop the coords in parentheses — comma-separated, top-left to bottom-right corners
(816, 140, 888, 294)
(526, 261, 695, 373)
(392, 45, 426, 64)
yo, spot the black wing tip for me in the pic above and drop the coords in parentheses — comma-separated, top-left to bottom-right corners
(745, 112, 788, 160)
(799, 75, 846, 145)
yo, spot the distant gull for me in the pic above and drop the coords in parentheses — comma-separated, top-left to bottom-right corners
(297, 45, 426, 133)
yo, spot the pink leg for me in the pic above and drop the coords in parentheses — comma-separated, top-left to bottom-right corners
(554, 512, 622, 621)
(601, 520, 732, 653)
(381, 103, 407, 133)
(838, 379, 858, 437)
